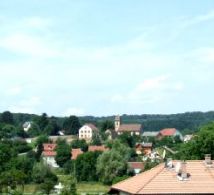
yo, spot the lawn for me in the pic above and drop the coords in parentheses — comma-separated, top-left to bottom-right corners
(77, 182, 109, 194)
(19, 181, 109, 194)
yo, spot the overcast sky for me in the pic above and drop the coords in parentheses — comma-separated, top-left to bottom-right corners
(0, 0, 214, 116)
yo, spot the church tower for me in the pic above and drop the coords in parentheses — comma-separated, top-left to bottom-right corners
(115, 115, 120, 132)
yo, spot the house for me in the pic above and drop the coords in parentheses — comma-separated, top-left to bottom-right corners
(42, 143, 59, 168)
(110, 157, 214, 194)
(88, 145, 108, 152)
(142, 131, 159, 137)
(23, 121, 32, 132)
(71, 148, 83, 160)
(157, 128, 183, 140)
(48, 135, 75, 143)
(135, 142, 153, 155)
(115, 115, 142, 135)
(79, 123, 98, 140)
(184, 134, 194, 143)
(128, 162, 144, 175)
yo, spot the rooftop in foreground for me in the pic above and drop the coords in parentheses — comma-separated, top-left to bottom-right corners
(110, 160, 214, 194)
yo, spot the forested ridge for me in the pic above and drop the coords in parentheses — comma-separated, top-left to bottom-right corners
(1, 111, 214, 133)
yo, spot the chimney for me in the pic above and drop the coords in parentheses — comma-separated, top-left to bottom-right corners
(205, 154, 212, 166)
(177, 161, 189, 181)
(165, 158, 173, 169)
(180, 161, 188, 179)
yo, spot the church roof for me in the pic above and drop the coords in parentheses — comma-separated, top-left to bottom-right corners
(118, 124, 142, 132)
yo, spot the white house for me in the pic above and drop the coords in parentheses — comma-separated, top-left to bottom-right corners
(23, 121, 32, 132)
(78, 123, 98, 140)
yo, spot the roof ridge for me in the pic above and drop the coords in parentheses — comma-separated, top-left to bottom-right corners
(136, 163, 165, 194)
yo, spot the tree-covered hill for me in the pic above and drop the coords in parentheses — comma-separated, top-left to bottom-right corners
(1, 111, 214, 134)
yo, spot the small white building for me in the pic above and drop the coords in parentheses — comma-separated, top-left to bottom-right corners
(78, 123, 98, 140)
(23, 121, 32, 132)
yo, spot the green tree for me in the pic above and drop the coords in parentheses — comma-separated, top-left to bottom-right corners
(96, 140, 130, 185)
(55, 139, 71, 167)
(75, 151, 102, 182)
(1, 111, 14, 124)
(60, 176, 77, 195)
(28, 122, 40, 137)
(39, 179, 56, 195)
(32, 162, 58, 184)
(0, 169, 27, 193)
(176, 122, 214, 160)
(0, 140, 15, 172)
(35, 135, 49, 161)
(0, 124, 16, 139)
(71, 139, 88, 152)
(63, 116, 81, 135)
(100, 120, 114, 132)
(118, 132, 139, 148)
(91, 132, 102, 146)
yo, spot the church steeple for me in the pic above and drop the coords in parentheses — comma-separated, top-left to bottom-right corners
(115, 115, 120, 132)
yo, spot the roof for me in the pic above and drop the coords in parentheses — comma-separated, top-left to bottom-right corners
(71, 148, 83, 160)
(142, 142, 153, 147)
(43, 143, 57, 151)
(42, 143, 57, 157)
(88, 145, 108, 152)
(84, 123, 98, 131)
(142, 131, 159, 137)
(118, 124, 142, 132)
(128, 162, 144, 170)
(110, 160, 214, 194)
(159, 128, 177, 136)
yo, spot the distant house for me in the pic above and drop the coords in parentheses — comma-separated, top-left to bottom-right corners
(110, 159, 214, 195)
(184, 134, 194, 143)
(135, 142, 153, 155)
(23, 121, 32, 132)
(79, 123, 98, 140)
(128, 162, 144, 175)
(157, 128, 183, 140)
(42, 143, 59, 168)
(71, 148, 83, 160)
(115, 115, 142, 135)
(142, 131, 159, 137)
(88, 145, 108, 152)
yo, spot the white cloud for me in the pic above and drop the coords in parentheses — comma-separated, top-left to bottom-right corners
(111, 75, 184, 104)
(5, 86, 22, 96)
(0, 33, 60, 57)
(9, 96, 41, 113)
(194, 47, 214, 64)
(63, 107, 85, 116)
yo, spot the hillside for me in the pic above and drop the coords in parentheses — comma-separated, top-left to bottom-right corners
(2, 111, 214, 134)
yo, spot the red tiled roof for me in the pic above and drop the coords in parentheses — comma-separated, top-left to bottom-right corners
(43, 143, 57, 151)
(159, 128, 176, 136)
(111, 160, 214, 194)
(118, 124, 142, 132)
(71, 148, 83, 160)
(128, 162, 144, 170)
(88, 145, 108, 152)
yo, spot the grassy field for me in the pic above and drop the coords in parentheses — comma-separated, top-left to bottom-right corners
(18, 181, 109, 194)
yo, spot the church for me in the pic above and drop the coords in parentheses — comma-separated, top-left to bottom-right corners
(114, 115, 142, 135)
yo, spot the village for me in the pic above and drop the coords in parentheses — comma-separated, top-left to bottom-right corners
(18, 114, 210, 195)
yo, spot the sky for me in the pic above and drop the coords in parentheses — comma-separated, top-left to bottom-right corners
(0, 0, 214, 117)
